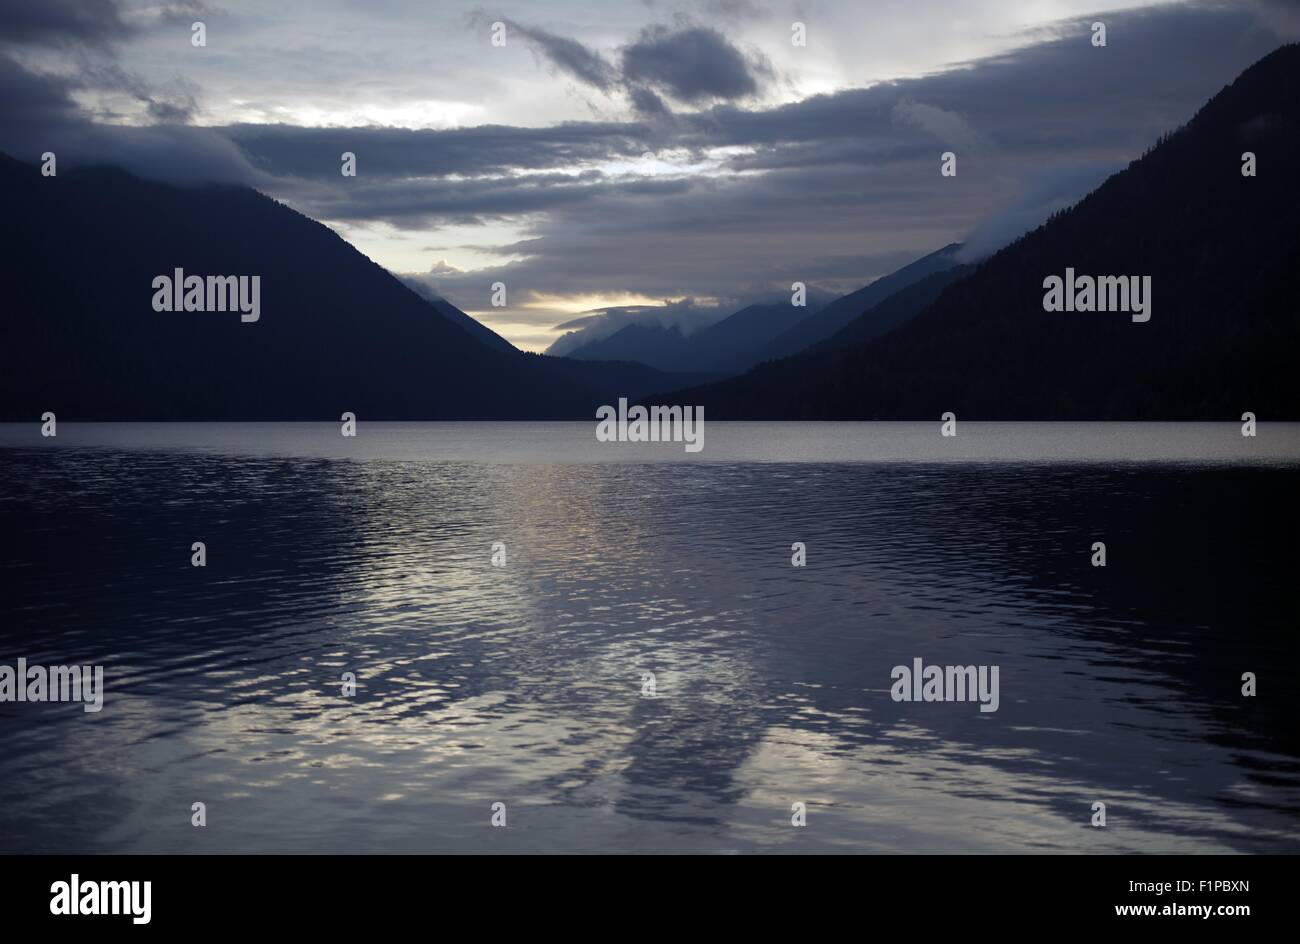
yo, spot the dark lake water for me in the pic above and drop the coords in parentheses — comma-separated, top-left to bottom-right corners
(1, 422, 1297, 853)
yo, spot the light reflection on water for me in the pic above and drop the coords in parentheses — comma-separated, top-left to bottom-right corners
(0, 423, 1297, 853)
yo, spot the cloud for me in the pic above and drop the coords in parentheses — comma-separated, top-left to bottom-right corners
(0, 0, 134, 49)
(225, 120, 648, 181)
(891, 99, 984, 151)
(0, 52, 82, 134)
(620, 24, 770, 103)
(0, 0, 234, 180)
(497, 18, 620, 92)
(426, 258, 466, 276)
(628, 84, 671, 117)
(1245, 0, 1300, 39)
(540, 278, 840, 355)
(475, 17, 772, 115)
(956, 160, 1120, 261)
(78, 59, 203, 125)
(697, 0, 767, 21)
(544, 299, 731, 355)
(0, 47, 254, 185)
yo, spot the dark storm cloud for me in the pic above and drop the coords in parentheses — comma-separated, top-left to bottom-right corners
(292, 170, 697, 228)
(408, 157, 990, 324)
(239, 0, 1265, 201)
(628, 84, 671, 117)
(0, 0, 133, 48)
(0, 0, 224, 178)
(0, 53, 83, 132)
(468, 16, 772, 114)
(230, 0, 1279, 224)
(498, 18, 620, 92)
(77, 59, 203, 125)
(0, 38, 248, 184)
(620, 24, 771, 102)
(225, 120, 651, 180)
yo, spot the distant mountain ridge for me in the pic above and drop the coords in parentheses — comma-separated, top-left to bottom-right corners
(560, 296, 826, 375)
(750, 243, 965, 365)
(657, 44, 1300, 419)
(566, 321, 695, 372)
(558, 244, 965, 376)
(679, 298, 824, 373)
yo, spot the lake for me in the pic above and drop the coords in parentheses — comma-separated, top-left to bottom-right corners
(1, 422, 1297, 853)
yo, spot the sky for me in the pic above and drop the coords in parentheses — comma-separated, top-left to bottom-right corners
(1, 0, 1296, 350)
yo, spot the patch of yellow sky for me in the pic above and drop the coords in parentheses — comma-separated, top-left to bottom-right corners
(323, 151, 742, 351)
(470, 292, 715, 354)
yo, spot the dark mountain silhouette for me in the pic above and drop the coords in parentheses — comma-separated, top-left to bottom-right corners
(427, 297, 517, 354)
(659, 45, 1300, 419)
(562, 297, 825, 375)
(545, 356, 708, 405)
(751, 243, 965, 364)
(559, 245, 961, 376)
(684, 298, 824, 373)
(567, 322, 695, 372)
(0, 155, 680, 419)
(813, 264, 972, 352)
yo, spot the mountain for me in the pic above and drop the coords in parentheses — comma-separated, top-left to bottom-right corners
(542, 355, 710, 405)
(750, 243, 965, 364)
(427, 297, 517, 354)
(680, 299, 824, 373)
(658, 45, 1300, 420)
(567, 322, 695, 372)
(396, 277, 519, 355)
(813, 264, 972, 351)
(556, 296, 831, 375)
(0, 155, 679, 419)
(558, 246, 961, 376)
